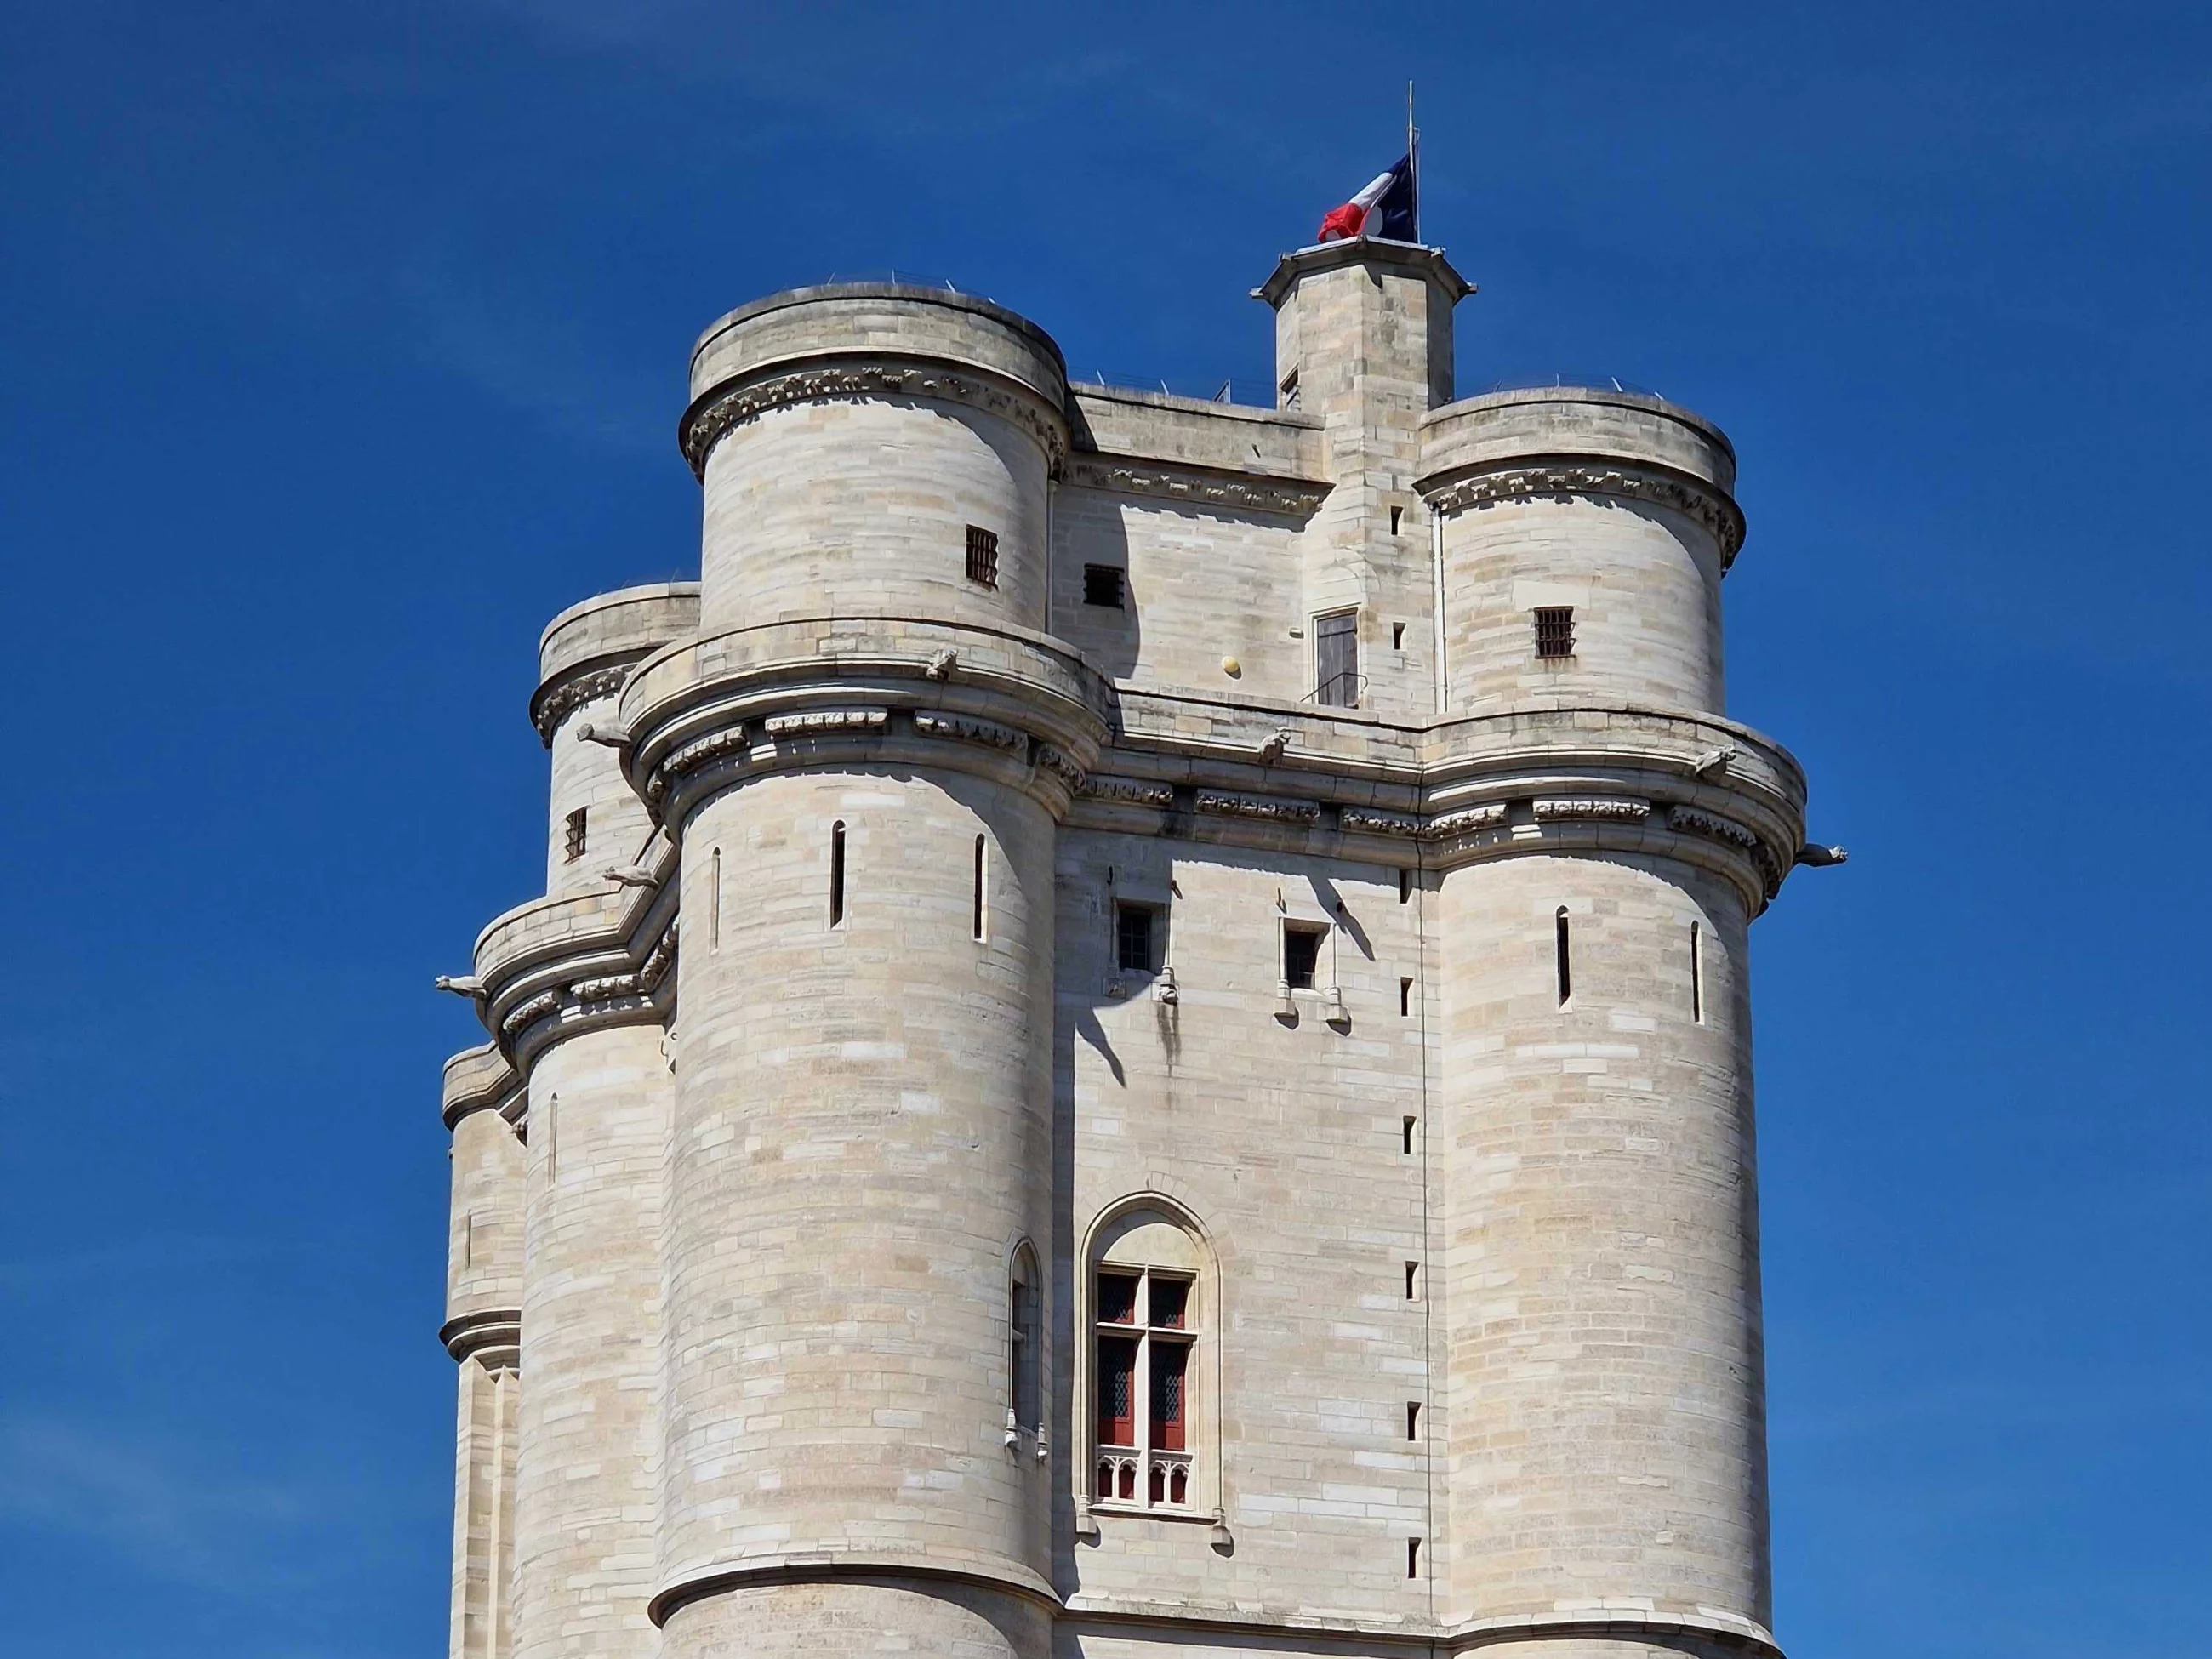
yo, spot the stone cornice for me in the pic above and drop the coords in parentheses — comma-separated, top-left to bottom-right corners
(1417, 457, 1747, 567)
(1063, 453, 1331, 518)
(441, 1042, 524, 1132)
(679, 354, 1069, 481)
(531, 660, 636, 747)
(439, 1308, 522, 1368)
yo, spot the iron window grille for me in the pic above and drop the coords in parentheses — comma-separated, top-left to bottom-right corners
(1533, 606, 1576, 658)
(562, 807, 587, 863)
(1083, 564, 1126, 608)
(965, 525, 1000, 588)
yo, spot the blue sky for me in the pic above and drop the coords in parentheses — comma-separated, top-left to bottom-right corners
(3, 4, 2207, 1655)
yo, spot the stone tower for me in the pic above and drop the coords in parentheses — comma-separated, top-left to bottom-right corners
(438, 236, 1833, 1659)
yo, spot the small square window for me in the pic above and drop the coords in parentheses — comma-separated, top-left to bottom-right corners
(1533, 606, 1576, 658)
(1149, 1276, 1189, 1330)
(965, 524, 1000, 588)
(563, 807, 587, 863)
(1115, 904, 1158, 973)
(1284, 923, 1325, 990)
(1083, 564, 1126, 609)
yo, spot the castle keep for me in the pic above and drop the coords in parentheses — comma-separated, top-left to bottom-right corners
(436, 236, 1830, 1659)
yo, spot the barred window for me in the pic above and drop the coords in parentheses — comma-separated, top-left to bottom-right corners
(563, 807, 587, 863)
(965, 524, 1000, 588)
(1533, 606, 1576, 658)
(1115, 903, 1159, 974)
(1083, 564, 1126, 608)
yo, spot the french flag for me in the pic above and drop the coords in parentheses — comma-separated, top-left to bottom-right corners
(1317, 152, 1417, 244)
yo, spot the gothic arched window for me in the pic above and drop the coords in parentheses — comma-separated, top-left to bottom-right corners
(1084, 1204, 1211, 1514)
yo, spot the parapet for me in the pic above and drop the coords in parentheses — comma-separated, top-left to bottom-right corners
(531, 582, 701, 744)
(681, 282, 1069, 476)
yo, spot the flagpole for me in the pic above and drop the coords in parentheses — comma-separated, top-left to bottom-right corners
(1407, 80, 1419, 244)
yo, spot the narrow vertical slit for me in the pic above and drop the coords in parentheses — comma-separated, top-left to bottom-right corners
(1555, 906, 1571, 1006)
(1404, 1260, 1419, 1300)
(544, 1095, 557, 1181)
(1406, 1400, 1421, 1440)
(1400, 976, 1413, 1017)
(1398, 868, 1411, 904)
(710, 847, 721, 952)
(463, 1210, 474, 1270)
(1690, 920, 1704, 1024)
(1402, 1116, 1417, 1155)
(972, 834, 987, 942)
(830, 821, 846, 928)
(1407, 1537, 1422, 1578)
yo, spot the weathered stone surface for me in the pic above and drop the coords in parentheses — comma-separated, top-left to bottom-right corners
(436, 250, 1817, 1659)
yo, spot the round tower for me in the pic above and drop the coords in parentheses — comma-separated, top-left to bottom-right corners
(1422, 388, 1742, 715)
(1419, 388, 1784, 1654)
(628, 287, 1110, 1659)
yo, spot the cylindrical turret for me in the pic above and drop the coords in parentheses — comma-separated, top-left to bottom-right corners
(681, 285, 1068, 636)
(645, 283, 1083, 1659)
(532, 583, 700, 896)
(1421, 388, 1742, 716)
(440, 1046, 525, 1659)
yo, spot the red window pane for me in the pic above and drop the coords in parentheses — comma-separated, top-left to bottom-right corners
(1097, 1272, 1138, 1325)
(1097, 1337, 1137, 1448)
(1150, 1343, 1188, 1452)
(1168, 1466, 1188, 1505)
(1149, 1278, 1189, 1329)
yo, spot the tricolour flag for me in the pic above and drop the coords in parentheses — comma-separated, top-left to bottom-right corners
(1316, 153, 1416, 244)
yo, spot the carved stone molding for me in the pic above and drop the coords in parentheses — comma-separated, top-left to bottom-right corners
(1035, 745, 1083, 791)
(1423, 802, 1509, 839)
(914, 710, 1026, 753)
(681, 360, 1069, 479)
(1195, 790, 1320, 824)
(1422, 462, 1746, 565)
(499, 989, 563, 1039)
(762, 708, 889, 737)
(1079, 775, 1174, 808)
(1065, 455, 1331, 518)
(534, 665, 631, 746)
(1668, 802, 1758, 851)
(1340, 807, 1422, 838)
(1533, 795, 1651, 823)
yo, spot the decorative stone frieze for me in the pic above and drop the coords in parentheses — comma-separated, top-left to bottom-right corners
(1065, 455, 1331, 518)
(1034, 745, 1084, 791)
(761, 708, 889, 737)
(1422, 802, 1510, 839)
(1339, 807, 1422, 837)
(1532, 795, 1651, 823)
(914, 710, 1027, 753)
(1422, 462, 1747, 565)
(662, 725, 750, 778)
(499, 989, 563, 1039)
(1667, 802, 1758, 850)
(533, 664, 631, 745)
(681, 359, 1068, 479)
(1194, 790, 1320, 824)
(1079, 775, 1175, 808)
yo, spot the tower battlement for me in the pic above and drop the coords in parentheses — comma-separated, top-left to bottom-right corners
(436, 242, 1823, 1659)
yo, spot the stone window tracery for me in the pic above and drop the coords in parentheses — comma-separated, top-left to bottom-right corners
(1082, 1205, 1213, 1520)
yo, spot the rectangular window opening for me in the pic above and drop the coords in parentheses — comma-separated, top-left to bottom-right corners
(1406, 1400, 1421, 1440)
(1097, 1270, 1140, 1325)
(1082, 564, 1126, 608)
(1389, 505, 1404, 536)
(1284, 923, 1325, 990)
(1314, 609, 1359, 707)
(972, 835, 988, 942)
(1115, 904, 1159, 974)
(562, 807, 588, 863)
(1400, 976, 1413, 1018)
(1391, 620, 1406, 650)
(1534, 605, 1576, 659)
(830, 821, 847, 929)
(1407, 1537, 1422, 1579)
(965, 524, 1000, 588)
(1404, 1260, 1420, 1300)
(1555, 907, 1571, 1006)
(1402, 1116, 1417, 1155)
(710, 847, 722, 951)
(1149, 1276, 1189, 1331)
(1690, 921, 1704, 1024)
(1398, 868, 1412, 904)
